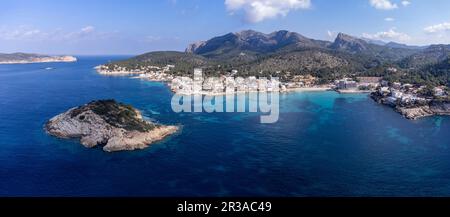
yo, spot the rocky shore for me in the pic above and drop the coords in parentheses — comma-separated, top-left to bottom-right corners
(371, 92, 450, 120)
(45, 100, 179, 152)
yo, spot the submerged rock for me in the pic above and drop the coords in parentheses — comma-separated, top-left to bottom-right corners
(45, 100, 178, 152)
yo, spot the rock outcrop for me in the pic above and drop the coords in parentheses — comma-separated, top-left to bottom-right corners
(371, 92, 450, 120)
(45, 100, 178, 152)
(185, 41, 206, 53)
(396, 106, 434, 120)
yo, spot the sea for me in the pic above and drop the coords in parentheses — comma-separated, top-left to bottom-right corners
(1, 56, 450, 196)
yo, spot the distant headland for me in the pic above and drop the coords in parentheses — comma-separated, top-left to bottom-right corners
(0, 53, 77, 64)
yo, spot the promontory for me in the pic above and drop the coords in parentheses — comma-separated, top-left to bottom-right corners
(0, 53, 77, 64)
(45, 100, 179, 152)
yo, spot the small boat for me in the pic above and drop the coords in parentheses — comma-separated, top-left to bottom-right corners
(45, 67, 54, 70)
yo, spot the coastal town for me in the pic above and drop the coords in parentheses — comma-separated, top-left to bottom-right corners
(96, 64, 331, 94)
(96, 64, 450, 120)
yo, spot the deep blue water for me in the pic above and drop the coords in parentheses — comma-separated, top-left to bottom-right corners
(1, 56, 450, 196)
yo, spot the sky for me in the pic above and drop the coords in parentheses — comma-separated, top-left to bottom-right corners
(1, 0, 450, 55)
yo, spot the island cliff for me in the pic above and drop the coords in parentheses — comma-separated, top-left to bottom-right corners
(45, 100, 178, 152)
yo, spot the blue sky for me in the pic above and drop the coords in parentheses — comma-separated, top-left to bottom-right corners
(1, 0, 450, 55)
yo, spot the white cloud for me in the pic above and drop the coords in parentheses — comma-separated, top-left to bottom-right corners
(401, 1, 411, 6)
(362, 28, 411, 42)
(0, 25, 114, 42)
(424, 22, 450, 33)
(81, 26, 95, 34)
(0, 26, 46, 40)
(327, 30, 333, 37)
(63, 26, 98, 40)
(327, 30, 337, 40)
(225, 0, 311, 23)
(384, 17, 395, 22)
(369, 0, 398, 10)
(144, 36, 162, 42)
(142, 35, 181, 44)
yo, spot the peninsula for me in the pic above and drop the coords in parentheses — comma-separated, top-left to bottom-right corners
(45, 100, 179, 152)
(371, 84, 450, 120)
(0, 53, 77, 64)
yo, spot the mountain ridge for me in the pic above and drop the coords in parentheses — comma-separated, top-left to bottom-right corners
(186, 30, 329, 57)
(105, 29, 450, 86)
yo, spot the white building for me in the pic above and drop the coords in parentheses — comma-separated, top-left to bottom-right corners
(267, 79, 280, 92)
(257, 78, 268, 92)
(225, 76, 236, 93)
(434, 87, 445, 97)
(235, 77, 247, 92)
(246, 76, 258, 91)
(391, 90, 403, 99)
(335, 78, 357, 89)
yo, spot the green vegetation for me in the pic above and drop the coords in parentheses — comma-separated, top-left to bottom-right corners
(358, 85, 371, 91)
(71, 100, 155, 132)
(417, 85, 435, 97)
(104, 30, 450, 89)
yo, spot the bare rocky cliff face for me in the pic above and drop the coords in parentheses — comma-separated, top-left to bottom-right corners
(45, 100, 178, 152)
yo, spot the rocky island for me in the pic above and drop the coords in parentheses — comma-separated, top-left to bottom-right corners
(0, 53, 77, 64)
(45, 100, 179, 152)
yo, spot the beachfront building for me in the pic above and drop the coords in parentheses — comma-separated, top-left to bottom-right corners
(170, 77, 193, 94)
(235, 77, 247, 92)
(357, 77, 382, 89)
(267, 79, 280, 92)
(257, 78, 268, 92)
(225, 76, 236, 93)
(335, 78, 357, 89)
(246, 76, 258, 92)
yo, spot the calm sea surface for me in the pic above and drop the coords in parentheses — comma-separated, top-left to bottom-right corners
(1, 56, 450, 196)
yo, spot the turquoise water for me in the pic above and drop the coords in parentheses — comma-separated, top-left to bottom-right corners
(1, 56, 450, 196)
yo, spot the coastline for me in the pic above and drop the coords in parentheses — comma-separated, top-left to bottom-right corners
(96, 66, 450, 120)
(371, 92, 450, 120)
(336, 89, 372, 94)
(287, 87, 333, 92)
(96, 67, 333, 96)
(0, 56, 77, 65)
